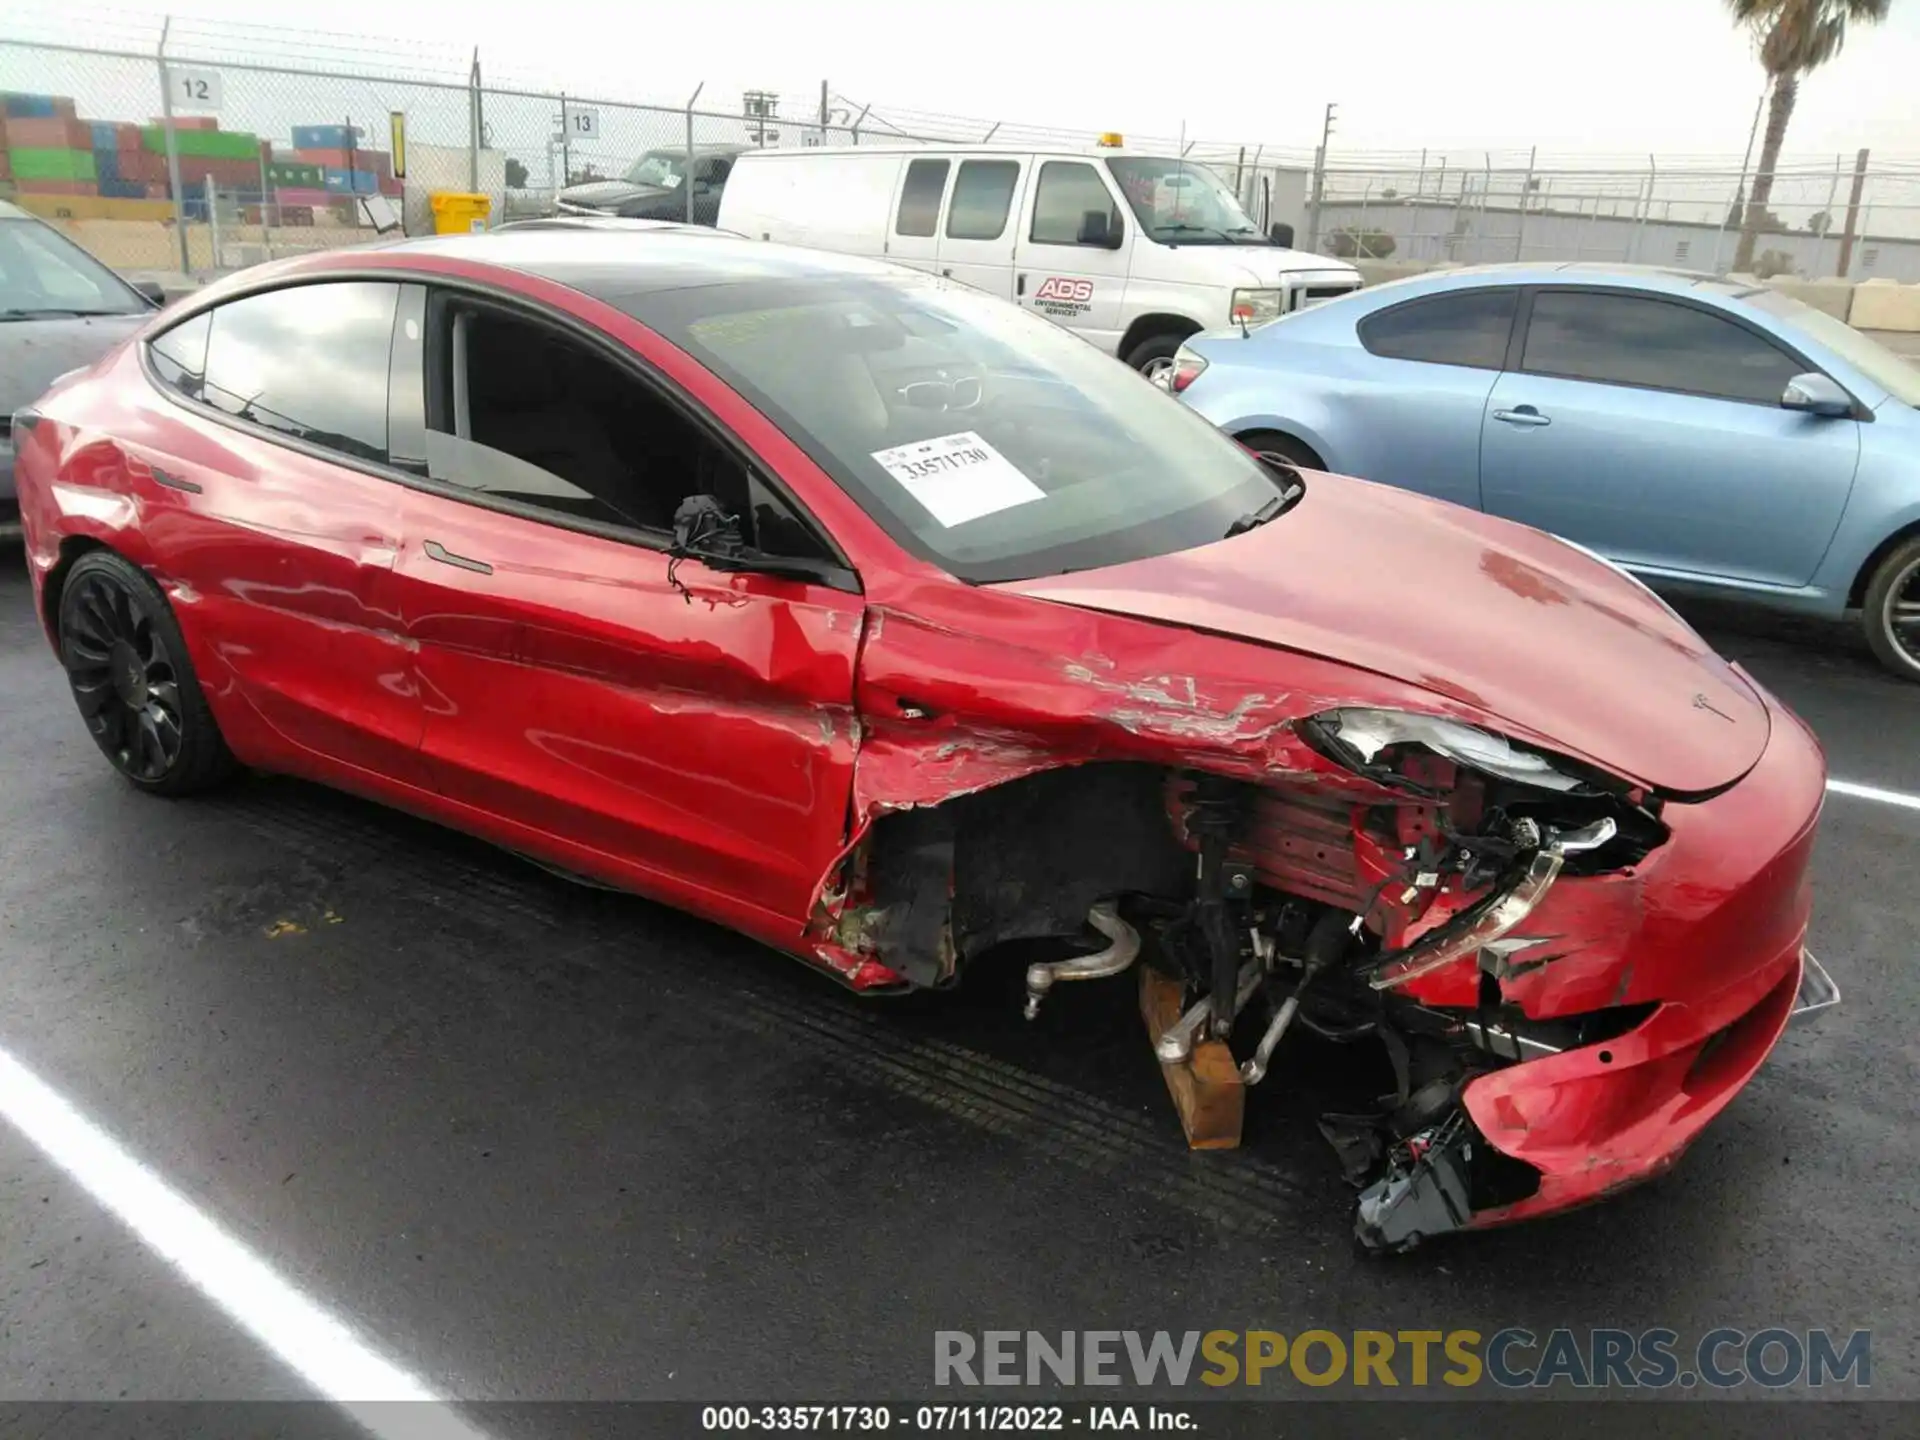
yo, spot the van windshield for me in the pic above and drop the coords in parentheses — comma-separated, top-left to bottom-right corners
(625, 274, 1281, 582)
(1106, 158, 1264, 244)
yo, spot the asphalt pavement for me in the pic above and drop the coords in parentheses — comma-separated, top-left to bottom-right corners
(1, 559, 1916, 1430)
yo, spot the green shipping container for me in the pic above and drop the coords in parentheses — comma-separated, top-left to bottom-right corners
(140, 126, 262, 159)
(8, 146, 97, 181)
(267, 161, 322, 187)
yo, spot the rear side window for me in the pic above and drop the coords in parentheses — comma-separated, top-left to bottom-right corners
(148, 312, 211, 400)
(1520, 290, 1803, 404)
(946, 160, 1020, 241)
(1358, 289, 1516, 369)
(1030, 161, 1122, 246)
(895, 159, 949, 238)
(199, 282, 399, 463)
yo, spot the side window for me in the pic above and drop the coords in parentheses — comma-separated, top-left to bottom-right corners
(946, 160, 1020, 241)
(1358, 289, 1516, 369)
(1030, 161, 1122, 246)
(895, 159, 949, 238)
(148, 311, 211, 400)
(1521, 291, 1804, 404)
(200, 282, 399, 463)
(426, 300, 832, 562)
(702, 156, 732, 186)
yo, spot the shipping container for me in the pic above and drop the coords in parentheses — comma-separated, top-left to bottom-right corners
(9, 147, 98, 182)
(292, 123, 362, 150)
(92, 148, 120, 181)
(97, 178, 154, 200)
(267, 161, 323, 187)
(139, 125, 263, 159)
(322, 167, 378, 195)
(3, 93, 58, 118)
(275, 186, 334, 208)
(280, 205, 315, 227)
(3, 115, 91, 149)
(15, 179, 97, 197)
(150, 115, 218, 131)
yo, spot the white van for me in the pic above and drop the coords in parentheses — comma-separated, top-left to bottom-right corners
(717, 140, 1363, 377)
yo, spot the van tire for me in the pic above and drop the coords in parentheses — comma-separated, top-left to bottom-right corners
(1125, 332, 1186, 380)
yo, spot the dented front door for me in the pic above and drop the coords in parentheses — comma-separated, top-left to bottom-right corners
(392, 489, 864, 929)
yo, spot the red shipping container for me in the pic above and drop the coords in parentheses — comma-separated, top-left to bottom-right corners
(51, 95, 78, 119)
(377, 175, 403, 198)
(295, 147, 356, 169)
(149, 115, 218, 131)
(0, 152, 10, 182)
(115, 122, 144, 151)
(3, 115, 91, 148)
(16, 179, 96, 196)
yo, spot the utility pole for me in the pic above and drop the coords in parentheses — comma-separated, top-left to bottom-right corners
(819, 78, 829, 145)
(1837, 147, 1870, 278)
(1307, 102, 1337, 254)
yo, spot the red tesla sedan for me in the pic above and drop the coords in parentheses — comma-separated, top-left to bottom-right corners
(12, 231, 1829, 1250)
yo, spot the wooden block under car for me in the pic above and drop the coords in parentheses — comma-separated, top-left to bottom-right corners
(1139, 966, 1244, 1150)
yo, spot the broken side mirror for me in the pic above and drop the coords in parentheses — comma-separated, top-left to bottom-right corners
(670, 493, 748, 566)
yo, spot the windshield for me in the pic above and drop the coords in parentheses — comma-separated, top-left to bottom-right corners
(628, 274, 1279, 582)
(0, 217, 147, 318)
(1106, 157, 1263, 244)
(622, 152, 686, 189)
(1743, 288, 1920, 407)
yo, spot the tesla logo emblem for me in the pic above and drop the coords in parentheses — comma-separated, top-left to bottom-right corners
(1692, 692, 1736, 722)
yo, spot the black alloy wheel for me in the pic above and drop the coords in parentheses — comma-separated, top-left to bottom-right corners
(57, 550, 236, 793)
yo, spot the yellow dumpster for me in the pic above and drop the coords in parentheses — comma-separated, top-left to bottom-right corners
(430, 192, 492, 235)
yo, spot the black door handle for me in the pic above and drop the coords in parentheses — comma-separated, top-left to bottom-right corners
(1016, 274, 1026, 296)
(423, 539, 492, 575)
(150, 464, 202, 493)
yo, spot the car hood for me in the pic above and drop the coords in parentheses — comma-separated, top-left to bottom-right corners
(558, 180, 677, 211)
(1002, 473, 1769, 795)
(1, 313, 147, 414)
(1131, 241, 1360, 291)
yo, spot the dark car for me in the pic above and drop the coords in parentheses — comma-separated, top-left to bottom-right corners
(1, 200, 160, 536)
(555, 145, 748, 226)
(13, 231, 1831, 1252)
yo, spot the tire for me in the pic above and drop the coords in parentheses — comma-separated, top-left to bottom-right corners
(1124, 331, 1189, 382)
(1233, 428, 1325, 471)
(57, 550, 238, 795)
(1861, 535, 1920, 683)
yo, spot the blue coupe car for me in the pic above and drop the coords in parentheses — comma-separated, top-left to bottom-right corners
(1169, 263, 1920, 680)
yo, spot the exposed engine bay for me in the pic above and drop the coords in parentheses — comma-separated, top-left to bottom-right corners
(832, 708, 1676, 1254)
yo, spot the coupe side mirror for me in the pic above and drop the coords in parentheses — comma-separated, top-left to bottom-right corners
(670, 493, 747, 563)
(1268, 222, 1296, 248)
(1780, 372, 1852, 418)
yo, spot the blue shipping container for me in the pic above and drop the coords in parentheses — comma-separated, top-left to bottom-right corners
(322, 167, 377, 194)
(294, 124, 360, 150)
(93, 148, 120, 181)
(4, 93, 58, 118)
(90, 120, 120, 148)
(99, 178, 148, 199)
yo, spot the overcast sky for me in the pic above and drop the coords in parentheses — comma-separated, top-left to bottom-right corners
(13, 0, 1920, 163)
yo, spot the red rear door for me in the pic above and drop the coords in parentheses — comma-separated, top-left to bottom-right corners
(125, 281, 428, 788)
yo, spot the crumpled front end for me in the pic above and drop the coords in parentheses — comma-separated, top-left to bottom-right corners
(1346, 681, 1826, 1250)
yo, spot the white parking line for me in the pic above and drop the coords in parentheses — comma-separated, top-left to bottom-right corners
(0, 1044, 489, 1440)
(1827, 778, 1920, 814)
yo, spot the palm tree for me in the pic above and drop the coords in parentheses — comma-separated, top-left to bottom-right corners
(1726, 0, 1891, 273)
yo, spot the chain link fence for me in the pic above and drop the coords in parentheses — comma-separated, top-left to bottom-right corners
(5, 15, 1920, 284)
(1310, 154, 1920, 282)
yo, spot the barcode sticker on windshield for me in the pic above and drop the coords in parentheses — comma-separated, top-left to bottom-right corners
(871, 431, 1045, 528)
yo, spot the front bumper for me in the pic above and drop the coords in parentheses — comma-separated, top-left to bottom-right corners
(1441, 678, 1825, 1230)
